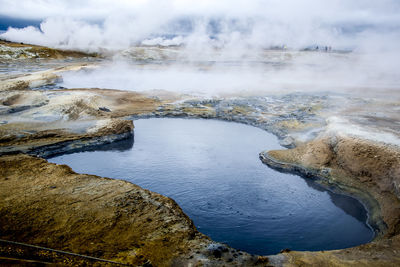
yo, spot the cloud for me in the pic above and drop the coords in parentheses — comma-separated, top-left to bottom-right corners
(0, 0, 399, 52)
(0, 0, 149, 20)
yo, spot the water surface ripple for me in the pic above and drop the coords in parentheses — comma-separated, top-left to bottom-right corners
(49, 118, 373, 255)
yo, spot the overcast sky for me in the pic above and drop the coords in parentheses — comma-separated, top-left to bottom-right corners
(0, 0, 399, 52)
(1, 0, 399, 22)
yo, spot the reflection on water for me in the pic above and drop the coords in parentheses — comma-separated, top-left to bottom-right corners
(302, 179, 369, 223)
(49, 118, 374, 255)
(48, 136, 134, 157)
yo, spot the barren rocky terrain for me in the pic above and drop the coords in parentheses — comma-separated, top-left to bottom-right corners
(0, 41, 400, 266)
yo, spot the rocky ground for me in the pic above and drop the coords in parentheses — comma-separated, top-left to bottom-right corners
(0, 154, 268, 266)
(261, 136, 400, 266)
(0, 41, 400, 266)
(0, 39, 98, 60)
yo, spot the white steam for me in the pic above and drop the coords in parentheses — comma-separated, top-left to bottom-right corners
(1, 0, 400, 52)
(1, 0, 400, 95)
(59, 50, 400, 97)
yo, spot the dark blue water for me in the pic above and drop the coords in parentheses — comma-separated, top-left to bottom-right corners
(48, 118, 374, 255)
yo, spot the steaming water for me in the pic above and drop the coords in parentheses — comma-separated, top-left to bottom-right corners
(58, 49, 400, 96)
(2, 1, 400, 96)
(48, 118, 374, 255)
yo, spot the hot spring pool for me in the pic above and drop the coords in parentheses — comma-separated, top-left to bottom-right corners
(48, 118, 374, 255)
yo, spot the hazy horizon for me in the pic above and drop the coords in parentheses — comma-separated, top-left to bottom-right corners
(1, 0, 399, 52)
(0, 0, 399, 96)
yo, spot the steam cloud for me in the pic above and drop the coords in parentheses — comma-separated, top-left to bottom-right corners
(1, 0, 399, 95)
(1, 0, 400, 52)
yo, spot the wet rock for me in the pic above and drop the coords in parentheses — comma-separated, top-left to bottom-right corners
(280, 248, 292, 253)
(207, 243, 229, 258)
(98, 106, 111, 112)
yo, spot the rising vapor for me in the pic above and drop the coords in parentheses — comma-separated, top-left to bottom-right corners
(1, 0, 399, 52)
(0, 0, 399, 95)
